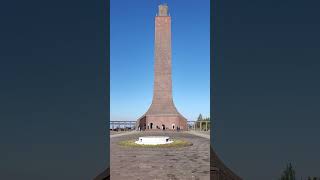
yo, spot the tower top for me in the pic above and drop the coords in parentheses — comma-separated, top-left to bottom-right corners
(158, 3, 169, 16)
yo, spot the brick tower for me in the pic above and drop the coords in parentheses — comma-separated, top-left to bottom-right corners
(136, 4, 187, 131)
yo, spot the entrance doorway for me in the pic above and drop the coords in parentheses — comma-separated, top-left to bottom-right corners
(150, 123, 153, 129)
(172, 124, 175, 130)
(162, 124, 165, 130)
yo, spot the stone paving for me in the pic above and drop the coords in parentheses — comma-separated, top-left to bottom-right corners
(110, 130, 138, 138)
(186, 131, 210, 139)
(110, 131, 210, 180)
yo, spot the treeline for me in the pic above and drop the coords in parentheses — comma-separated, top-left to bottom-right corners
(280, 163, 319, 180)
(197, 114, 210, 121)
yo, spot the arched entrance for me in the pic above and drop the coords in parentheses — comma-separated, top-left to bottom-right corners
(172, 124, 175, 130)
(150, 123, 153, 129)
(138, 116, 146, 130)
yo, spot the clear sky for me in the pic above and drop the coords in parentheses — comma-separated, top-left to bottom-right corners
(110, 0, 210, 121)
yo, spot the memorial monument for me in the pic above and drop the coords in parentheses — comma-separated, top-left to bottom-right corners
(136, 4, 188, 131)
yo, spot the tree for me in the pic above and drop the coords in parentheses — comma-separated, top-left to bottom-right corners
(280, 163, 296, 180)
(197, 114, 203, 121)
(204, 117, 210, 121)
(307, 177, 319, 180)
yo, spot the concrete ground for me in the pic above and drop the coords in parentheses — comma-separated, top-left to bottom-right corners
(186, 131, 210, 139)
(110, 130, 138, 138)
(110, 131, 210, 180)
(110, 130, 136, 135)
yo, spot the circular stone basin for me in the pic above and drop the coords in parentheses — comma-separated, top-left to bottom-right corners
(135, 136, 173, 145)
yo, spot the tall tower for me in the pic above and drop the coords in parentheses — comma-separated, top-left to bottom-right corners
(136, 3, 187, 130)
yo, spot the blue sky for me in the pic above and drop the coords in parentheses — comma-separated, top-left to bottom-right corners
(110, 0, 210, 121)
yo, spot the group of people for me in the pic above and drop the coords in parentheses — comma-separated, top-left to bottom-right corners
(137, 124, 181, 131)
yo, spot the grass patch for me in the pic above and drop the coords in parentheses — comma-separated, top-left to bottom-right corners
(118, 139, 193, 148)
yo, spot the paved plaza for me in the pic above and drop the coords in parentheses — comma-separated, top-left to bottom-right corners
(110, 131, 210, 180)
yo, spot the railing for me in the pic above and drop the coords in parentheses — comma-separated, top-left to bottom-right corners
(110, 121, 136, 131)
(109, 120, 210, 131)
(188, 120, 210, 131)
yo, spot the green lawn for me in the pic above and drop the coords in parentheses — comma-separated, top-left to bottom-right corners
(118, 139, 193, 148)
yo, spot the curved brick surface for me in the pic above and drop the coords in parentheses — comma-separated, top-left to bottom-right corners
(210, 147, 242, 180)
(93, 168, 110, 180)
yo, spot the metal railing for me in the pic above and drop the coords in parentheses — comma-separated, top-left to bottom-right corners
(109, 120, 210, 131)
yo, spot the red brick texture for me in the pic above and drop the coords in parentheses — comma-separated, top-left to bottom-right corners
(211, 147, 242, 180)
(136, 7, 187, 130)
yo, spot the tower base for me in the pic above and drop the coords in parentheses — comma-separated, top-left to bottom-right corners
(136, 115, 187, 131)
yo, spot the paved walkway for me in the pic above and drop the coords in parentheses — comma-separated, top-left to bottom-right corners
(110, 131, 210, 180)
(110, 131, 139, 138)
(186, 131, 210, 139)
